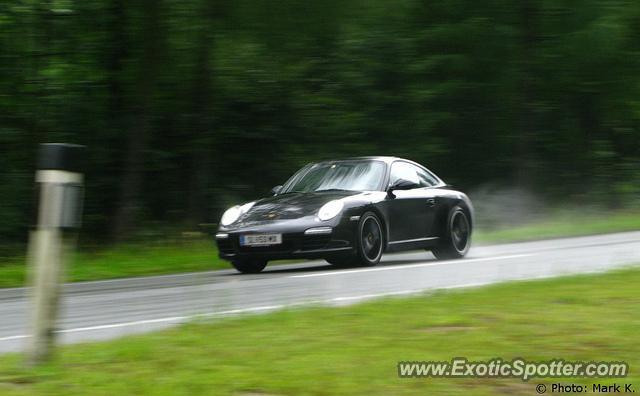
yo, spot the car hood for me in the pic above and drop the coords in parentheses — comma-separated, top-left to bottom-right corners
(240, 191, 360, 223)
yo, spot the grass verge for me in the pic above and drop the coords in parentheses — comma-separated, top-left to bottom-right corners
(0, 267, 638, 395)
(0, 240, 226, 289)
(473, 210, 640, 244)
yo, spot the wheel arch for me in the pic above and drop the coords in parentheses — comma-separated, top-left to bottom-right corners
(434, 196, 474, 238)
(457, 200, 474, 231)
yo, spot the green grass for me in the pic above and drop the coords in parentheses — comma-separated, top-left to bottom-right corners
(0, 210, 639, 289)
(474, 210, 640, 244)
(0, 240, 226, 289)
(0, 267, 638, 395)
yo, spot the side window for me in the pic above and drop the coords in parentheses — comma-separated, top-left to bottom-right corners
(415, 168, 439, 187)
(389, 162, 421, 187)
(389, 162, 439, 188)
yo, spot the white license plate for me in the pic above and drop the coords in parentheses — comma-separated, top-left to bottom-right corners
(240, 234, 282, 246)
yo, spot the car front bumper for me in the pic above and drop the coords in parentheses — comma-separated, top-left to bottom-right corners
(215, 216, 357, 261)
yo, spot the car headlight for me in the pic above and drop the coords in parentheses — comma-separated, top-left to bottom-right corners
(318, 200, 344, 221)
(220, 202, 255, 226)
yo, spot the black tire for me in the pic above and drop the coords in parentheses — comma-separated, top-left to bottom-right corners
(231, 258, 268, 274)
(432, 206, 471, 260)
(355, 211, 384, 266)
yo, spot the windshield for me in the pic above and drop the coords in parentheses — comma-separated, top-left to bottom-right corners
(280, 160, 386, 193)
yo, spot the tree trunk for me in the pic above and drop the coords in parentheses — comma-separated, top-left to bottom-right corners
(186, 30, 214, 225)
(515, 0, 538, 188)
(112, 0, 161, 239)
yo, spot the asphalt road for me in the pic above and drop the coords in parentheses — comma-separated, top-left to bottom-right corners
(1, 231, 640, 353)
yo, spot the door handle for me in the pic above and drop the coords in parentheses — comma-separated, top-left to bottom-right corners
(426, 198, 436, 207)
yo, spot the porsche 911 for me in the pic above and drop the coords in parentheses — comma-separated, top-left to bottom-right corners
(216, 157, 473, 273)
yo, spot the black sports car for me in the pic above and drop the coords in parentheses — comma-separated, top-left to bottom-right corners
(216, 157, 473, 273)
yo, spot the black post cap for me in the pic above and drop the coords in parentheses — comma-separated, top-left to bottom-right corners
(37, 143, 85, 173)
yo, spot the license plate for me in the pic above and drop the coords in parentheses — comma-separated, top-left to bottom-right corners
(240, 234, 282, 246)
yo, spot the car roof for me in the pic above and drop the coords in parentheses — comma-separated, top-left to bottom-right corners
(317, 156, 402, 165)
(292, 156, 445, 188)
(313, 156, 442, 181)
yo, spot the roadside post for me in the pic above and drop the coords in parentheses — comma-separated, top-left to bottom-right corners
(27, 143, 84, 365)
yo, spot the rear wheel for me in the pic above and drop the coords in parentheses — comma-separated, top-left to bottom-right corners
(355, 212, 384, 266)
(231, 258, 268, 274)
(432, 206, 471, 260)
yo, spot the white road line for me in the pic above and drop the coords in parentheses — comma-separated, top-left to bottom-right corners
(0, 282, 502, 343)
(0, 335, 29, 342)
(0, 305, 287, 342)
(290, 254, 534, 278)
(327, 289, 422, 302)
(58, 316, 189, 333)
(59, 305, 288, 334)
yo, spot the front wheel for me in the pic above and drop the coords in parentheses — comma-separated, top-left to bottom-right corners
(432, 206, 471, 260)
(231, 258, 268, 274)
(355, 212, 384, 266)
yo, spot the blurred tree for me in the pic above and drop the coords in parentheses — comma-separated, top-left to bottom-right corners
(112, 0, 164, 239)
(0, 0, 639, 245)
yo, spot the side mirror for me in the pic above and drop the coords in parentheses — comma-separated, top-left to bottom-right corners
(387, 178, 419, 198)
(271, 185, 282, 195)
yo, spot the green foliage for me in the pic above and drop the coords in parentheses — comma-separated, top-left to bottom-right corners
(0, 0, 639, 243)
